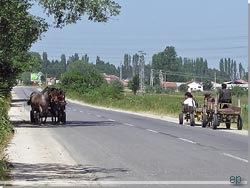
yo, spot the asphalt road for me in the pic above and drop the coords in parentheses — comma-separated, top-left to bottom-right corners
(10, 86, 248, 187)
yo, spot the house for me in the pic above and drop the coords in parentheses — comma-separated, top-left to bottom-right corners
(223, 80, 248, 90)
(161, 82, 186, 92)
(161, 82, 178, 91)
(101, 73, 128, 86)
(211, 81, 221, 89)
(186, 81, 203, 92)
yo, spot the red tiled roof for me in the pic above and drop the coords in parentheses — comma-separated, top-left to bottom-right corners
(234, 79, 248, 84)
(161, 82, 177, 88)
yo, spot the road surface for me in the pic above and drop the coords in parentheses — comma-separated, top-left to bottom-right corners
(5, 86, 248, 187)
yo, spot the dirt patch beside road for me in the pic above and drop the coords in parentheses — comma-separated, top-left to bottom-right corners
(4, 88, 95, 186)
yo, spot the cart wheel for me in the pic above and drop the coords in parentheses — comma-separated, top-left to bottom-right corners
(30, 111, 34, 123)
(202, 113, 207, 128)
(190, 114, 195, 126)
(237, 115, 243, 130)
(212, 114, 218, 129)
(62, 112, 66, 124)
(179, 112, 183, 125)
(226, 122, 231, 129)
(34, 112, 41, 125)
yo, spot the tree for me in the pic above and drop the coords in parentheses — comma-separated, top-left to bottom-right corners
(110, 80, 124, 92)
(61, 54, 67, 72)
(61, 60, 106, 93)
(132, 54, 139, 77)
(203, 80, 213, 91)
(0, 0, 121, 94)
(38, 0, 121, 27)
(0, 0, 48, 95)
(231, 86, 245, 98)
(123, 54, 132, 79)
(179, 84, 187, 92)
(128, 75, 139, 95)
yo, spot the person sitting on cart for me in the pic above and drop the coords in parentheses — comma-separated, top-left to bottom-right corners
(182, 92, 197, 113)
(218, 83, 232, 108)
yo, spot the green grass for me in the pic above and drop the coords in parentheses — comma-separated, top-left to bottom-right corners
(67, 90, 248, 130)
(0, 95, 13, 181)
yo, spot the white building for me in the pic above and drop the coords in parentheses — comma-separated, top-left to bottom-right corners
(187, 81, 203, 92)
(211, 81, 221, 89)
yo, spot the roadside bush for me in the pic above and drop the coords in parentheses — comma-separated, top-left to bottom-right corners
(0, 96, 12, 148)
(61, 61, 106, 93)
(0, 95, 13, 180)
(110, 79, 124, 92)
(87, 86, 124, 100)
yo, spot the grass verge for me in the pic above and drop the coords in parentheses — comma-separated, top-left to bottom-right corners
(0, 95, 14, 181)
(66, 90, 248, 130)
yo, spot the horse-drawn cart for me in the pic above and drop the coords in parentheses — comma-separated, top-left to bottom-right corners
(179, 105, 202, 126)
(28, 87, 66, 125)
(202, 100, 243, 130)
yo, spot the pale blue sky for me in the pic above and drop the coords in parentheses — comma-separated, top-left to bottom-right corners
(30, 0, 248, 69)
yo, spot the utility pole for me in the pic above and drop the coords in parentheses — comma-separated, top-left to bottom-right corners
(159, 70, 164, 83)
(150, 69, 154, 87)
(214, 72, 217, 83)
(138, 51, 146, 94)
(120, 61, 122, 81)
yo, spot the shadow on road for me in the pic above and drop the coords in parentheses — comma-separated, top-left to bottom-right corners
(11, 120, 117, 128)
(11, 98, 29, 103)
(12, 162, 128, 181)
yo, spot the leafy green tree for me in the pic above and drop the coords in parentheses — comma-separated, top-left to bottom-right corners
(203, 80, 213, 91)
(0, 0, 48, 95)
(231, 86, 245, 98)
(110, 79, 124, 92)
(61, 60, 106, 93)
(179, 84, 187, 92)
(61, 54, 67, 72)
(132, 53, 139, 77)
(38, 0, 121, 27)
(20, 72, 32, 85)
(0, 0, 121, 94)
(123, 54, 132, 79)
(128, 75, 139, 95)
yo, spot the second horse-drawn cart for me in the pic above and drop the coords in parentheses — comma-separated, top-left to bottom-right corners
(202, 100, 243, 130)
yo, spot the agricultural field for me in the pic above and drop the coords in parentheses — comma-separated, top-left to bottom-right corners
(67, 90, 248, 130)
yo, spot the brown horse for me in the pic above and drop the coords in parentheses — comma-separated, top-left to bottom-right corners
(28, 91, 50, 124)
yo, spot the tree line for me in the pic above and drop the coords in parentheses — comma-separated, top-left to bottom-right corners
(22, 45, 247, 87)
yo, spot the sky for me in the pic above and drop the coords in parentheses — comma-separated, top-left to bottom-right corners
(30, 0, 248, 69)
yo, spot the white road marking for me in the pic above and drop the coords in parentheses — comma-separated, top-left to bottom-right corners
(1, 180, 247, 186)
(125, 123, 134, 127)
(178, 138, 197, 144)
(146, 129, 159, 134)
(222, 153, 248, 163)
(96, 115, 102, 118)
(108, 118, 115, 121)
(79, 111, 83, 113)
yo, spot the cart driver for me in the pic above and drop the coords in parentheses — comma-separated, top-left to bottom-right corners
(218, 83, 232, 108)
(182, 92, 197, 112)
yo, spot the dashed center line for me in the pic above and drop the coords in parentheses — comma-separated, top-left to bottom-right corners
(96, 115, 102, 118)
(178, 138, 197, 144)
(222, 153, 248, 163)
(124, 123, 134, 127)
(79, 111, 83, 113)
(108, 118, 115, 122)
(146, 129, 159, 134)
